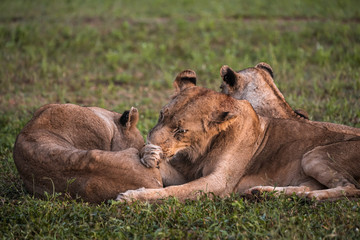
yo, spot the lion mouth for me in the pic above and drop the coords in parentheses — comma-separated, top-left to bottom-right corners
(163, 148, 185, 162)
(167, 148, 189, 162)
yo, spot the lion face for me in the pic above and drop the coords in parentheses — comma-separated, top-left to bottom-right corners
(147, 89, 209, 160)
(147, 70, 239, 161)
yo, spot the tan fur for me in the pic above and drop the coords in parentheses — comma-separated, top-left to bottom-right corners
(220, 63, 360, 136)
(118, 70, 360, 202)
(220, 63, 299, 119)
(13, 104, 163, 203)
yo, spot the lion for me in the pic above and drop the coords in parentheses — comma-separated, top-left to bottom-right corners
(117, 69, 360, 202)
(219, 62, 307, 119)
(220, 62, 360, 136)
(13, 103, 166, 203)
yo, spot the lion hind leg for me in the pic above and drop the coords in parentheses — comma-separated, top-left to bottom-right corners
(245, 185, 311, 197)
(300, 141, 360, 199)
(245, 185, 360, 200)
(304, 186, 360, 200)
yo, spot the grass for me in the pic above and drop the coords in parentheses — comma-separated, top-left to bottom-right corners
(1, 0, 360, 238)
(1, 194, 359, 239)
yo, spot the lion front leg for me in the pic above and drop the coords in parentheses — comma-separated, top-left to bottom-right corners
(116, 173, 229, 202)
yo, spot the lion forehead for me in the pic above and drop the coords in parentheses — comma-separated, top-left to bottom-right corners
(160, 88, 241, 133)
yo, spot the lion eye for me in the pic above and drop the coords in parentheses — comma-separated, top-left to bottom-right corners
(173, 128, 188, 134)
(178, 129, 187, 133)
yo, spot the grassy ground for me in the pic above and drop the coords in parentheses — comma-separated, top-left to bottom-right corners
(1, 0, 360, 238)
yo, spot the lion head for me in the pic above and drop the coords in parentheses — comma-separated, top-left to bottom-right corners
(219, 62, 309, 119)
(147, 70, 252, 165)
(219, 62, 274, 100)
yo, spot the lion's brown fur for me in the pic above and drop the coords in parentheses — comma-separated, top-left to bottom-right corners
(220, 63, 301, 119)
(220, 63, 360, 136)
(13, 104, 163, 203)
(118, 70, 360, 202)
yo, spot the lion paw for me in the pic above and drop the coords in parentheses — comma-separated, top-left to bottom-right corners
(140, 144, 163, 168)
(116, 187, 146, 202)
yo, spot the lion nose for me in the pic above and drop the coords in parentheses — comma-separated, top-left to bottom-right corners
(147, 127, 167, 146)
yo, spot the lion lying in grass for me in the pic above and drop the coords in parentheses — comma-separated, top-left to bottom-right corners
(117, 69, 360, 201)
(13, 104, 164, 203)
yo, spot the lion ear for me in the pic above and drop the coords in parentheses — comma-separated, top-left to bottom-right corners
(209, 111, 237, 131)
(174, 69, 197, 93)
(255, 62, 274, 78)
(220, 65, 238, 88)
(119, 107, 139, 129)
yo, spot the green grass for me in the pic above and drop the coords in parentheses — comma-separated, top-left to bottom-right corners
(1, 0, 360, 238)
(1, 194, 359, 239)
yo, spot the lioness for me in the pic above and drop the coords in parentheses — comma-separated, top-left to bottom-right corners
(117, 70, 360, 201)
(13, 104, 163, 203)
(220, 62, 308, 119)
(220, 62, 360, 136)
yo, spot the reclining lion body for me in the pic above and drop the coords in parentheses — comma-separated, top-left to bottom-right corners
(118, 70, 360, 201)
(14, 104, 162, 203)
